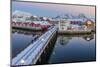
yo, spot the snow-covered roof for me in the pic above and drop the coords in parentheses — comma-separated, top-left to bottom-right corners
(33, 21, 51, 25)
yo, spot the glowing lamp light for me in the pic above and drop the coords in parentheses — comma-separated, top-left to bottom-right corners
(20, 59, 25, 64)
(86, 37, 90, 41)
(87, 21, 92, 25)
(41, 38, 45, 41)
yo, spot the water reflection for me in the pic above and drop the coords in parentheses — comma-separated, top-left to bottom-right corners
(59, 36, 72, 46)
(12, 28, 45, 36)
(48, 33, 96, 64)
(82, 34, 94, 41)
(12, 29, 44, 58)
(59, 34, 94, 46)
(12, 28, 96, 64)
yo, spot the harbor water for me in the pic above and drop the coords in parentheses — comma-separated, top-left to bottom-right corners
(48, 34, 96, 64)
(12, 29, 96, 64)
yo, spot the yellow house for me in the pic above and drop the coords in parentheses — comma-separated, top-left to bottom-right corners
(83, 19, 95, 31)
(84, 20, 94, 27)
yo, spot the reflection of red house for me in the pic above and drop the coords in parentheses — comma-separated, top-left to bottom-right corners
(41, 25, 48, 30)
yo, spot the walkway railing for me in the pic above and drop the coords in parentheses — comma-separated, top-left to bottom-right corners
(11, 26, 58, 66)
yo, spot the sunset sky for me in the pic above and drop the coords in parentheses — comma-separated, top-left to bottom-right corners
(12, 1, 95, 18)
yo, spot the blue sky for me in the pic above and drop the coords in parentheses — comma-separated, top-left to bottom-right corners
(12, 1, 95, 18)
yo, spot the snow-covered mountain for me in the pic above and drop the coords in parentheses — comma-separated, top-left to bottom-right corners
(12, 10, 33, 18)
(12, 10, 95, 22)
(54, 13, 88, 19)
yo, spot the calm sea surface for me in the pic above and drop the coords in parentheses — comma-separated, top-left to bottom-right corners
(12, 30, 96, 64)
(48, 34, 96, 63)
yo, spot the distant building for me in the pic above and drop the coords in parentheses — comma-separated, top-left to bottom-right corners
(83, 19, 95, 30)
(58, 20, 71, 31)
(69, 19, 82, 30)
(69, 19, 82, 25)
